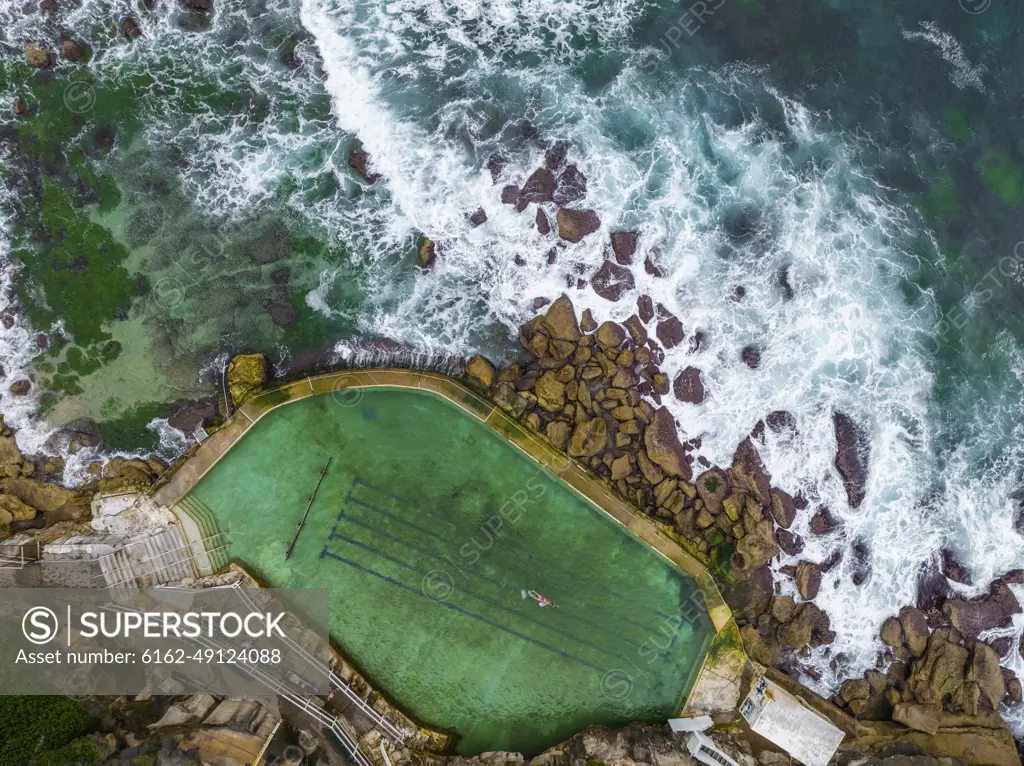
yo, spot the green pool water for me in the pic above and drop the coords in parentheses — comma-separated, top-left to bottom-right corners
(184, 388, 714, 754)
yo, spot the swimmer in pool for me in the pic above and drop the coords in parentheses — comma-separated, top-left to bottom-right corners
(521, 589, 559, 608)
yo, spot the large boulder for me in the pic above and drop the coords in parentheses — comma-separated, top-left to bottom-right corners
(226, 354, 268, 405)
(795, 560, 821, 600)
(610, 232, 638, 265)
(695, 468, 728, 514)
(590, 261, 634, 302)
(595, 322, 626, 348)
(347, 149, 379, 183)
(643, 408, 690, 479)
(24, 45, 51, 68)
(519, 168, 556, 204)
(942, 583, 1020, 640)
(833, 411, 870, 508)
(554, 164, 587, 204)
(720, 564, 772, 620)
(907, 634, 969, 707)
(899, 606, 930, 657)
(769, 488, 796, 528)
(534, 372, 566, 412)
(466, 355, 495, 390)
(0, 494, 37, 525)
(568, 418, 608, 458)
(542, 296, 581, 342)
(655, 315, 684, 349)
(731, 437, 772, 507)
(556, 209, 601, 243)
(967, 642, 1005, 712)
(672, 367, 705, 404)
(734, 530, 779, 570)
(777, 603, 828, 648)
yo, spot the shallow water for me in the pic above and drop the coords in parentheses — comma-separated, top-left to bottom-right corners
(2, 0, 1024, 732)
(186, 388, 713, 754)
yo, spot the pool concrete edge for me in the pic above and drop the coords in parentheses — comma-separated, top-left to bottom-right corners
(154, 369, 752, 730)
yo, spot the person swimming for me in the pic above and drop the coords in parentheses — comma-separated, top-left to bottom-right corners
(521, 589, 559, 608)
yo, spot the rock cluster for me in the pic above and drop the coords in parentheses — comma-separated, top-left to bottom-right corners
(465, 297, 826, 641)
(226, 353, 268, 406)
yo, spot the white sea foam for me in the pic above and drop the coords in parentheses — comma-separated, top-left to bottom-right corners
(902, 21, 987, 94)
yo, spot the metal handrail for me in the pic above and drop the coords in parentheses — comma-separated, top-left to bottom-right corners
(228, 583, 405, 741)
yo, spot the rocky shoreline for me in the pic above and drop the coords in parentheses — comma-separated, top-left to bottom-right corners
(461, 295, 1024, 764)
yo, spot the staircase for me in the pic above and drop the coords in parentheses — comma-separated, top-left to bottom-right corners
(175, 495, 230, 573)
(96, 527, 202, 588)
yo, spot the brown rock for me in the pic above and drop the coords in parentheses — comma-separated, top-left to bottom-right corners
(768, 488, 796, 528)
(777, 603, 826, 648)
(637, 451, 664, 486)
(673, 367, 705, 404)
(501, 185, 520, 205)
(556, 208, 601, 243)
(519, 168, 556, 205)
(721, 565, 773, 620)
(348, 149, 379, 183)
(554, 164, 587, 205)
(833, 411, 871, 508)
(695, 468, 728, 514)
(25, 46, 51, 68)
(567, 418, 608, 458)
(742, 345, 761, 368)
(943, 586, 1020, 641)
(623, 315, 647, 346)
(881, 616, 905, 649)
(418, 238, 436, 268)
(770, 595, 796, 623)
(543, 296, 581, 342)
(545, 420, 572, 451)
(8, 380, 31, 396)
(544, 141, 568, 170)
(60, 39, 84, 61)
(644, 407, 691, 480)
(535, 208, 550, 235)
(590, 260, 634, 302)
(900, 606, 930, 657)
(656, 315, 684, 349)
(734, 530, 779, 570)
(610, 455, 632, 481)
(610, 231, 638, 265)
(468, 208, 488, 226)
(121, 17, 143, 38)
(466, 356, 495, 389)
(967, 642, 1005, 712)
(776, 528, 804, 556)
(907, 635, 969, 706)
(637, 295, 654, 324)
(841, 678, 870, 701)
(731, 437, 772, 507)
(810, 506, 839, 535)
(580, 309, 597, 333)
(595, 321, 626, 349)
(534, 372, 566, 412)
(795, 560, 821, 600)
(942, 548, 972, 585)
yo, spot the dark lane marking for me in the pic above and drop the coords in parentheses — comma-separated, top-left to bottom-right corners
(346, 485, 674, 633)
(324, 525, 625, 662)
(335, 507, 671, 659)
(320, 547, 608, 675)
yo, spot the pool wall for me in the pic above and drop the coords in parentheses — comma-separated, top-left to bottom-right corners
(152, 369, 750, 742)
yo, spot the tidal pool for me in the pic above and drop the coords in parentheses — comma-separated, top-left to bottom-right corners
(183, 388, 713, 754)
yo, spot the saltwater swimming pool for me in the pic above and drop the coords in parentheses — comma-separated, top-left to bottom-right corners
(183, 387, 713, 754)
